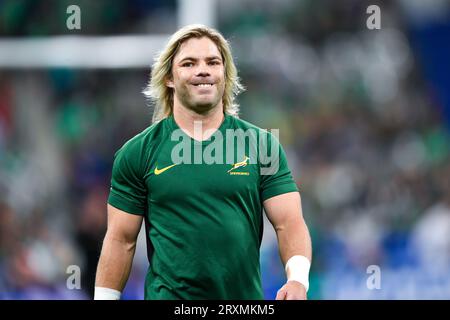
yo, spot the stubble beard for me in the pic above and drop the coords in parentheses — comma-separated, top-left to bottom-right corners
(177, 84, 224, 115)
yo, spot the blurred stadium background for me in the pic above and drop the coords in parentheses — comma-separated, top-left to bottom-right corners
(0, 0, 449, 300)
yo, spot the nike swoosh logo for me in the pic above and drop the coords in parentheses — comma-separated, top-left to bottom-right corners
(154, 163, 178, 175)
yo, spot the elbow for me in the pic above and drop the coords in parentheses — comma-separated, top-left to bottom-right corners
(274, 216, 308, 234)
(103, 231, 137, 252)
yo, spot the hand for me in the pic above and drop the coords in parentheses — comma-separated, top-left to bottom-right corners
(275, 280, 307, 300)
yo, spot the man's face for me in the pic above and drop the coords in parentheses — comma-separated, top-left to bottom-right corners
(167, 37, 225, 114)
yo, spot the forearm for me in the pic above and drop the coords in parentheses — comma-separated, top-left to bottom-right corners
(265, 192, 312, 298)
(275, 216, 312, 266)
(95, 232, 137, 292)
(275, 217, 312, 293)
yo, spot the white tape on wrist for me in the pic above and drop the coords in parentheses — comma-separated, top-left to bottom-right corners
(94, 287, 121, 300)
(285, 255, 311, 292)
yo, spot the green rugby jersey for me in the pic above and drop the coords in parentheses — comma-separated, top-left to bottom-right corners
(107, 113, 299, 300)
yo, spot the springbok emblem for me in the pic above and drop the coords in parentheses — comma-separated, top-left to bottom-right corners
(227, 156, 250, 173)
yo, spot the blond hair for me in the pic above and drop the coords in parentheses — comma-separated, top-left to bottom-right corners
(143, 24, 245, 123)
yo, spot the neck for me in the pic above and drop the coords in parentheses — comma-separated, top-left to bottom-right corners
(173, 101, 225, 141)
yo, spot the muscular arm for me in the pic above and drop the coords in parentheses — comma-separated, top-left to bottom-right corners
(263, 191, 312, 299)
(95, 204, 143, 293)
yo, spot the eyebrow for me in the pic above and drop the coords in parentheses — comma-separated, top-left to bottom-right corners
(177, 56, 222, 63)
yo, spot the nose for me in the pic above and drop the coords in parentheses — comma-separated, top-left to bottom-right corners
(196, 70, 210, 77)
(195, 61, 211, 77)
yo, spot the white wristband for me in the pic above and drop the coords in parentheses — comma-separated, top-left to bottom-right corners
(94, 287, 122, 300)
(285, 255, 311, 292)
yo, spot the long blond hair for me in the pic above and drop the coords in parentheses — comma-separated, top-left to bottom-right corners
(143, 24, 245, 123)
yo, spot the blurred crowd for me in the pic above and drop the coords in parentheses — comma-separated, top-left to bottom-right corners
(1, 0, 449, 299)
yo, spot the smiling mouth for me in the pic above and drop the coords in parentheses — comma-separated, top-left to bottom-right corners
(193, 83, 214, 87)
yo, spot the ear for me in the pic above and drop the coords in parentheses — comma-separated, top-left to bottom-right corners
(166, 77, 174, 88)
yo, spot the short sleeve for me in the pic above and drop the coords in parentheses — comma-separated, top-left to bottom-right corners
(259, 131, 299, 201)
(108, 141, 147, 215)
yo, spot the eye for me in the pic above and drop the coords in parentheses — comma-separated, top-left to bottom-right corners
(182, 62, 194, 67)
(208, 60, 221, 66)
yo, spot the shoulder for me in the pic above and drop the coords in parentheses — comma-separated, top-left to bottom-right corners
(111, 119, 170, 177)
(230, 116, 280, 143)
(116, 118, 168, 156)
(230, 116, 264, 132)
